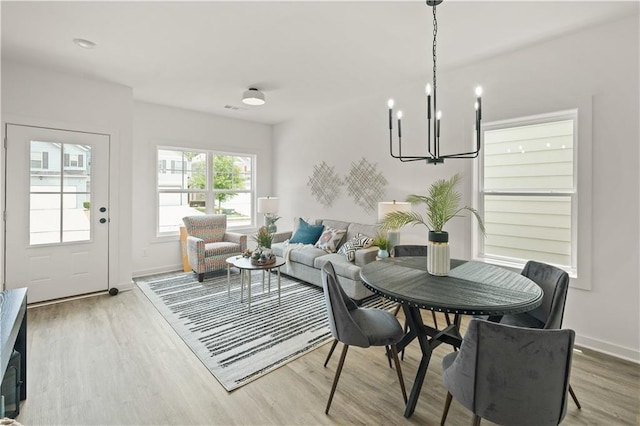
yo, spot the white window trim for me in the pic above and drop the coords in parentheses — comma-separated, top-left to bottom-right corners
(473, 101, 593, 290)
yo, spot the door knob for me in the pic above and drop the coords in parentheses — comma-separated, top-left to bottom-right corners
(100, 207, 107, 213)
(100, 218, 107, 224)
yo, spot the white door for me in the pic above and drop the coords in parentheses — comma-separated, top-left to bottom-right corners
(4, 124, 110, 303)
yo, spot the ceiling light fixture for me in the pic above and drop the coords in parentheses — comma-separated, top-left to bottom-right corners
(73, 38, 97, 49)
(242, 88, 266, 106)
(387, 0, 483, 165)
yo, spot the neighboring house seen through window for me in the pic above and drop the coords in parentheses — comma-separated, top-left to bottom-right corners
(157, 148, 254, 235)
(476, 110, 577, 276)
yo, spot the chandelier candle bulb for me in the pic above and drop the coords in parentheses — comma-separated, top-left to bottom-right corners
(475, 86, 482, 120)
(388, 99, 394, 130)
(397, 111, 403, 138)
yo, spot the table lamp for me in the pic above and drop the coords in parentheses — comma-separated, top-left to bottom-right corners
(257, 196, 279, 233)
(378, 200, 411, 254)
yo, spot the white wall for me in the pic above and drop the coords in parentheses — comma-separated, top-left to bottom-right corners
(1, 61, 134, 291)
(273, 15, 640, 361)
(131, 102, 273, 276)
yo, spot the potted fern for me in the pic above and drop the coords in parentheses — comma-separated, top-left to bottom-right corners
(380, 173, 485, 275)
(372, 234, 390, 259)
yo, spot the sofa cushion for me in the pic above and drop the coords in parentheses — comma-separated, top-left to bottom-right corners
(321, 219, 351, 232)
(346, 222, 378, 242)
(271, 242, 286, 257)
(314, 253, 363, 281)
(315, 227, 347, 253)
(289, 246, 327, 267)
(337, 233, 374, 262)
(290, 218, 325, 244)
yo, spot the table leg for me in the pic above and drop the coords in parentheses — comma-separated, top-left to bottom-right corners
(262, 270, 265, 292)
(403, 306, 434, 418)
(227, 264, 231, 297)
(268, 268, 272, 295)
(277, 267, 281, 305)
(248, 269, 252, 313)
(240, 268, 244, 302)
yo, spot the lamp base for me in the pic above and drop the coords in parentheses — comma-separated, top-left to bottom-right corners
(387, 230, 401, 254)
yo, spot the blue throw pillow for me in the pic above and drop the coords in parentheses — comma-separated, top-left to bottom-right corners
(289, 218, 325, 245)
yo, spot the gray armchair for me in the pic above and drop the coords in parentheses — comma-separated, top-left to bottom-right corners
(321, 261, 407, 414)
(182, 215, 247, 282)
(499, 260, 580, 408)
(441, 319, 575, 426)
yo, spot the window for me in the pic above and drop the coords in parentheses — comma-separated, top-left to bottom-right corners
(31, 151, 48, 169)
(157, 148, 254, 235)
(476, 110, 577, 275)
(64, 153, 84, 168)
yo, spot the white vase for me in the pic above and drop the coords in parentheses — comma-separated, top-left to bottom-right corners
(427, 231, 450, 276)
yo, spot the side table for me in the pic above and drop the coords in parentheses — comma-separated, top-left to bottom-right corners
(231, 256, 286, 313)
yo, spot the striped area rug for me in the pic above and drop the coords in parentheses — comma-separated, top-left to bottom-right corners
(135, 269, 387, 391)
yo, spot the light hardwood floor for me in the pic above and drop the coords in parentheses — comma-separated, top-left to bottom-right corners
(17, 287, 640, 425)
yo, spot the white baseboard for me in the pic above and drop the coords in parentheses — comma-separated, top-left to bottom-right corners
(575, 334, 639, 364)
(132, 264, 184, 279)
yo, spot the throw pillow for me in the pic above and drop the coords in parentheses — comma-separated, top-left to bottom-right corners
(314, 227, 347, 253)
(337, 233, 374, 262)
(289, 218, 325, 244)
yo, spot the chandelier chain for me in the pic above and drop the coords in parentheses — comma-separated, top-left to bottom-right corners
(432, 5, 437, 90)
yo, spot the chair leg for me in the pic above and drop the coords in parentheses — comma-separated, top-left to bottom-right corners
(390, 344, 407, 403)
(569, 384, 582, 409)
(401, 320, 408, 361)
(384, 345, 393, 368)
(323, 339, 339, 368)
(432, 311, 439, 329)
(198, 273, 204, 282)
(325, 344, 349, 414)
(440, 391, 453, 426)
(472, 414, 482, 426)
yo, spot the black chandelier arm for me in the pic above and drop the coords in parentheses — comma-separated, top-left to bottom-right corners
(389, 130, 438, 162)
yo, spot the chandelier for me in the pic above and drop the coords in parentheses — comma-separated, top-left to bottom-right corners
(387, 0, 483, 165)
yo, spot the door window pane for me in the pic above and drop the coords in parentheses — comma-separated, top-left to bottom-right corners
(63, 193, 91, 242)
(30, 141, 93, 245)
(30, 193, 61, 245)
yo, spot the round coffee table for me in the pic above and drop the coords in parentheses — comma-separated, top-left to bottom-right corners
(231, 256, 286, 313)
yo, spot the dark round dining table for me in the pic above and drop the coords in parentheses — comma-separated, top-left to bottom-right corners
(360, 257, 543, 418)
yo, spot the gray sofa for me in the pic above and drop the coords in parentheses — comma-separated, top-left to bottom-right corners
(271, 218, 378, 302)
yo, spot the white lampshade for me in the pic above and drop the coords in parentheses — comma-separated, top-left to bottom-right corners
(378, 201, 411, 222)
(242, 88, 266, 106)
(257, 197, 279, 214)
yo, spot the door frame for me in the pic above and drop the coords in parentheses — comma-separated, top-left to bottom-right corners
(2, 115, 126, 296)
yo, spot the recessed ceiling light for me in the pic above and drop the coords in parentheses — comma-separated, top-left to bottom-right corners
(73, 38, 97, 49)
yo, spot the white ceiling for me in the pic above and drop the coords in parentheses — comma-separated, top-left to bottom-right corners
(2, 1, 638, 125)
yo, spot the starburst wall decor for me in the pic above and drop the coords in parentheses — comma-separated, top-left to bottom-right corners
(308, 158, 387, 212)
(344, 158, 388, 212)
(307, 161, 342, 207)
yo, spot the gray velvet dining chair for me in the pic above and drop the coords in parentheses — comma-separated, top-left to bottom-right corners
(321, 261, 407, 414)
(499, 260, 581, 409)
(440, 319, 575, 426)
